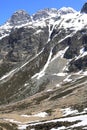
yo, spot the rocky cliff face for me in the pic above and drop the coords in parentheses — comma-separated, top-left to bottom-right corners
(81, 2, 87, 13)
(0, 3, 87, 105)
(7, 10, 32, 26)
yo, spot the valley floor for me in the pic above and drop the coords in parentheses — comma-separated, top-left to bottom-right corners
(0, 72, 87, 130)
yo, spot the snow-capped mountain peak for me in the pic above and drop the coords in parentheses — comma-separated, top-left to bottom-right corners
(32, 8, 58, 21)
(7, 10, 31, 26)
(0, 10, 32, 39)
(58, 7, 77, 15)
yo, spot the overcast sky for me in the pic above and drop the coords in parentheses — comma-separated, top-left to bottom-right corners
(0, 0, 86, 25)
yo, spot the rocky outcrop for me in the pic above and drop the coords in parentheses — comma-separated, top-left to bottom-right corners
(81, 3, 87, 13)
(33, 8, 58, 21)
(7, 10, 32, 25)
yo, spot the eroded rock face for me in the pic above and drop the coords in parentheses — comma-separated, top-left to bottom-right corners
(0, 26, 49, 61)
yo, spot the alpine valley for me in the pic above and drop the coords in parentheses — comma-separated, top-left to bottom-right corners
(1, 3, 87, 130)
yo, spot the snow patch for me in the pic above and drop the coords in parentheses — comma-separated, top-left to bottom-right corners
(47, 89, 53, 92)
(33, 20, 46, 27)
(83, 127, 87, 130)
(75, 47, 87, 60)
(32, 49, 52, 79)
(18, 124, 29, 130)
(51, 126, 66, 130)
(51, 46, 69, 62)
(63, 75, 72, 82)
(83, 70, 87, 75)
(61, 107, 78, 116)
(80, 47, 84, 54)
(0, 68, 17, 81)
(4, 118, 21, 124)
(0, 34, 9, 40)
(56, 84, 61, 87)
(70, 115, 87, 128)
(58, 7, 77, 15)
(24, 83, 29, 87)
(21, 112, 48, 118)
(20, 48, 44, 70)
(33, 112, 48, 117)
(23, 113, 87, 129)
(34, 29, 42, 34)
(47, 22, 56, 42)
(53, 73, 67, 77)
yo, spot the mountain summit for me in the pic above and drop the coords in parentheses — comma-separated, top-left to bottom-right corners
(57, 7, 76, 14)
(7, 10, 31, 25)
(81, 2, 87, 13)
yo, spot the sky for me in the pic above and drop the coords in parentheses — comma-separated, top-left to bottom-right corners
(0, 0, 86, 25)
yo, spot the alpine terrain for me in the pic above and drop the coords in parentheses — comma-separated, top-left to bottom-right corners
(0, 3, 87, 130)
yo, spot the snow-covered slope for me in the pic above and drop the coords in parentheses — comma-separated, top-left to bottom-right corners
(57, 7, 77, 14)
(0, 6, 87, 41)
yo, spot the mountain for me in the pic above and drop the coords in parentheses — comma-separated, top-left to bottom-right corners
(7, 10, 32, 26)
(0, 3, 87, 130)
